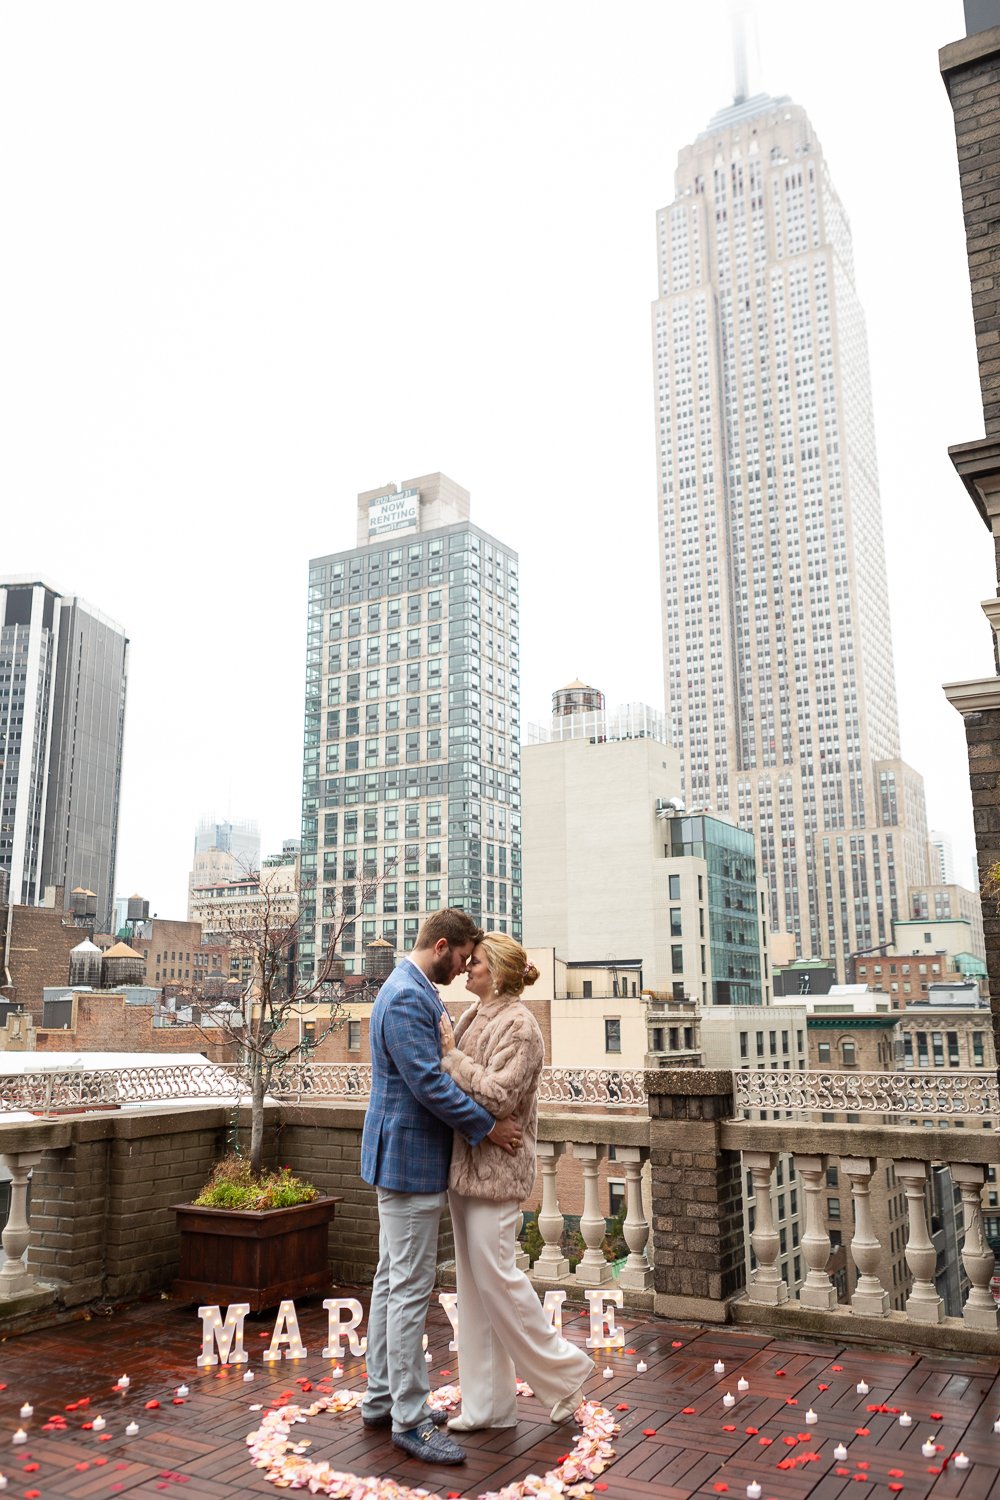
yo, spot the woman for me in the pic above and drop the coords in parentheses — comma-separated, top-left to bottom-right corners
(439, 932, 593, 1432)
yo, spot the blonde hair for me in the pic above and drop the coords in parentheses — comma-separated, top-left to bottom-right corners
(479, 932, 540, 998)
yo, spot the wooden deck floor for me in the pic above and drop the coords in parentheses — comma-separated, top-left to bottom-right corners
(1, 1291, 998, 1499)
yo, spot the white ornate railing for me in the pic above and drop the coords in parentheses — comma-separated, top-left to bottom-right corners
(0, 1062, 646, 1113)
(734, 1068, 1000, 1117)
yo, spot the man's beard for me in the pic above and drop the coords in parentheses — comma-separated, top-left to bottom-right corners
(429, 950, 457, 986)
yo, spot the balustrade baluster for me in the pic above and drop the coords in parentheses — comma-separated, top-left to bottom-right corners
(743, 1150, 788, 1304)
(896, 1158, 944, 1324)
(951, 1163, 999, 1332)
(841, 1156, 889, 1317)
(795, 1153, 837, 1309)
(533, 1141, 570, 1279)
(0, 1151, 43, 1300)
(616, 1147, 652, 1290)
(573, 1142, 613, 1285)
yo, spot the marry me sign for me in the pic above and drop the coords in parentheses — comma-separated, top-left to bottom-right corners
(196, 1288, 628, 1367)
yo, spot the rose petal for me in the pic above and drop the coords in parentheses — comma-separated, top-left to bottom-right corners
(785, 1397, 798, 1405)
(713, 1483, 728, 1492)
(817, 1383, 829, 1391)
(930, 1412, 943, 1421)
(643, 1428, 657, 1436)
(723, 1424, 736, 1432)
(682, 1406, 696, 1415)
(144, 1400, 160, 1409)
(855, 1427, 871, 1436)
(672, 1341, 683, 1348)
(745, 1426, 758, 1435)
(831, 1364, 843, 1371)
(616, 1404, 630, 1412)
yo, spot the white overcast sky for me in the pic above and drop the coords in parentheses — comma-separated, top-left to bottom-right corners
(1, 0, 991, 916)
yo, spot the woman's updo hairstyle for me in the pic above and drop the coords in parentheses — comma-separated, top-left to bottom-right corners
(480, 932, 540, 998)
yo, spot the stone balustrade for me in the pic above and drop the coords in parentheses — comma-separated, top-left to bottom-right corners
(1, 1067, 997, 1354)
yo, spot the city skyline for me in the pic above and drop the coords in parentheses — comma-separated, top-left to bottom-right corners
(0, 1, 988, 916)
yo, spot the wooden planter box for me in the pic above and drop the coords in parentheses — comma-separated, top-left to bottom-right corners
(171, 1196, 342, 1313)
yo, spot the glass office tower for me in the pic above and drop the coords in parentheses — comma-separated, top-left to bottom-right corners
(299, 473, 520, 977)
(0, 578, 128, 927)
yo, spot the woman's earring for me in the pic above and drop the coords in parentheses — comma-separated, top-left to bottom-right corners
(493, 985, 500, 997)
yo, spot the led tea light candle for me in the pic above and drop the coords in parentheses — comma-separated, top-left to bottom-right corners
(18, 1406, 31, 1422)
(125, 1422, 139, 1437)
(805, 1409, 818, 1424)
(0, 1473, 7, 1489)
(856, 1381, 869, 1395)
(602, 1367, 614, 1379)
(117, 1376, 130, 1391)
(834, 1444, 848, 1461)
(747, 1483, 762, 1499)
(899, 1413, 912, 1428)
(92, 1416, 106, 1432)
(11, 1432, 26, 1447)
(714, 1361, 725, 1374)
(243, 1371, 255, 1382)
(955, 1454, 971, 1470)
(723, 1392, 736, 1408)
(737, 1377, 749, 1392)
(176, 1385, 189, 1398)
(921, 1437, 937, 1459)
(636, 1360, 648, 1373)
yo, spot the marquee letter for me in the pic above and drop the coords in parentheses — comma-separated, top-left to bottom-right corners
(263, 1299, 307, 1361)
(585, 1288, 625, 1349)
(197, 1303, 250, 1366)
(322, 1297, 368, 1357)
(542, 1290, 567, 1335)
(438, 1291, 459, 1351)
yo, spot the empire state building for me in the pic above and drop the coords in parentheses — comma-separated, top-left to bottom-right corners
(652, 86, 929, 973)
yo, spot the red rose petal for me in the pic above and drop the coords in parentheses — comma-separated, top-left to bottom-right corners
(672, 1341, 683, 1348)
(853, 1476, 869, 1484)
(930, 1412, 943, 1421)
(682, 1406, 696, 1415)
(616, 1404, 630, 1412)
(94, 1456, 109, 1465)
(759, 1437, 772, 1446)
(81, 1420, 94, 1429)
(713, 1483, 728, 1492)
(856, 1461, 870, 1469)
(777, 1459, 794, 1471)
(818, 1383, 829, 1390)
(595, 1487, 608, 1493)
(889, 1486, 903, 1493)
(831, 1364, 843, 1371)
(797, 1432, 813, 1442)
(172, 1397, 186, 1405)
(25, 1491, 41, 1499)
(783, 1436, 798, 1446)
(889, 1470, 904, 1479)
(745, 1426, 758, 1435)
(855, 1428, 870, 1436)
(626, 1348, 636, 1354)
(836, 1468, 851, 1476)
(775, 1369, 786, 1377)
(643, 1428, 657, 1436)
(144, 1400, 160, 1409)
(75, 1462, 90, 1471)
(99, 1432, 113, 1441)
(785, 1397, 798, 1405)
(23, 1464, 39, 1472)
(723, 1423, 737, 1431)
(440, 1370, 452, 1378)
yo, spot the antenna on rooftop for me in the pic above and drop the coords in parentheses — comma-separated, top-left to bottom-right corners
(728, 0, 760, 105)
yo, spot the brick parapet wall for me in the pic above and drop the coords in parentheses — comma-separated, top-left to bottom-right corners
(942, 27, 1000, 435)
(961, 708, 1000, 1070)
(645, 1069, 745, 1322)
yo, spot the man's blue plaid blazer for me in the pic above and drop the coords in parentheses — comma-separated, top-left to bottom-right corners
(360, 957, 495, 1193)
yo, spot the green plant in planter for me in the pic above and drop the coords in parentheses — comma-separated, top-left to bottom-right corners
(193, 1156, 319, 1211)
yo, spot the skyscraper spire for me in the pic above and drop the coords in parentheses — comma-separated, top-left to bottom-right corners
(731, 2, 750, 104)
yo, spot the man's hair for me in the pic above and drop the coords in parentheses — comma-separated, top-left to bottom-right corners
(415, 907, 484, 950)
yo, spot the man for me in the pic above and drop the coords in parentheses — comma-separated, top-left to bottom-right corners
(360, 908, 521, 1465)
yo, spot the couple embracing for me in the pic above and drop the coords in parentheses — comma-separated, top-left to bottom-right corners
(359, 908, 592, 1465)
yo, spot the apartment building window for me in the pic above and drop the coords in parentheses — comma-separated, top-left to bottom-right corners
(348, 1020, 361, 1052)
(827, 1197, 841, 1219)
(671, 944, 683, 974)
(973, 1032, 985, 1066)
(947, 1031, 960, 1067)
(817, 1041, 831, 1064)
(669, 874, 681, 899)
(604, 1019, 622, 1054)
(670, 908, 682, 936)
(841, 1040, 855, 1066)
(608, 1180, 626, 1219)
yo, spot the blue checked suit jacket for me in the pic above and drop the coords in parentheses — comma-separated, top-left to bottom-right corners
(360, 957, 495, 1193)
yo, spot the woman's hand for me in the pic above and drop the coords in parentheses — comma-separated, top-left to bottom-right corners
(439, 1012, 456, 1055)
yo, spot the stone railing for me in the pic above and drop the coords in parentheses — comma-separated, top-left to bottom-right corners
(2, 1067, 997, 1354)
(647, 1069, 1000, 1354)
(1, 1062, 646, 1113)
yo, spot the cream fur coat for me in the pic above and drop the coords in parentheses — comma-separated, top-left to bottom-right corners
(441, 993, 544, 1201)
